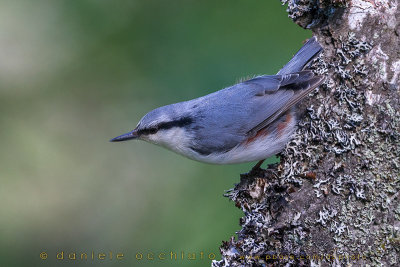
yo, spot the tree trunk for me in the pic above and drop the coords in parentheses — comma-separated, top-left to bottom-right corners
(213, 1, 400, 266)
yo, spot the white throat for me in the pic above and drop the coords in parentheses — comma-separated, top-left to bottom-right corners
(142, 127, 194, 156)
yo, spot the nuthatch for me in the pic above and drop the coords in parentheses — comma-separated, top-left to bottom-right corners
(111, 37, 324, 167)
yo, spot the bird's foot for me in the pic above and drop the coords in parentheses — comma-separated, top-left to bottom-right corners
(249, 159, 265, 174)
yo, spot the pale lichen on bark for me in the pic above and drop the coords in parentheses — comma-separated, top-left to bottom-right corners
(213, 1, 399, 266)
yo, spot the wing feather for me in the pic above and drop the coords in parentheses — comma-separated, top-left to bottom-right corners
(247, 75, 325, 136)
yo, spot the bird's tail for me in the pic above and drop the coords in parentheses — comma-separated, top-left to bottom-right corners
(277, 37, 323, 75)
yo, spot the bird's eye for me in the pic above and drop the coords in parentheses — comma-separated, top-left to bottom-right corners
(137, 126, 158, 135)
(147, 127, 158, 134)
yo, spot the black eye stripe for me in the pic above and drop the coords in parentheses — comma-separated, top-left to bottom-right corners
(158, 117, 193, 130)
(138, 117, 193, 135)
(138, 127, 158, 135)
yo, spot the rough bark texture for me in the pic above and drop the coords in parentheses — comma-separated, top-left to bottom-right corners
(213, 1, 400, 266)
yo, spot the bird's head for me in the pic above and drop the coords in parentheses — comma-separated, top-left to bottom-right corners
(110, 104, 194, 150)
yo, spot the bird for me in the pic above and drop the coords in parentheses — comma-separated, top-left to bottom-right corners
(110, 37, 324, 168)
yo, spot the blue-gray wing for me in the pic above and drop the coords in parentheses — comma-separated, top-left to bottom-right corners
(188, 71, 324, 155)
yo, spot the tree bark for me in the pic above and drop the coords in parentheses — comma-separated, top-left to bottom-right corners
(213, 1, 400, 266)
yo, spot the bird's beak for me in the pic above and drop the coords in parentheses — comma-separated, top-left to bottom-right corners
(110, 130, 139, 142)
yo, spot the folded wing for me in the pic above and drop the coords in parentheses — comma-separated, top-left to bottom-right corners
(188, 71, 324, 155)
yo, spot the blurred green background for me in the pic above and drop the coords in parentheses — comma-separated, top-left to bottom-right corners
(0, 0, 310, 266)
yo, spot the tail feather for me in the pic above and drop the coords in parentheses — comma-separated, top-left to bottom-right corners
(277, 37, 323, 75)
